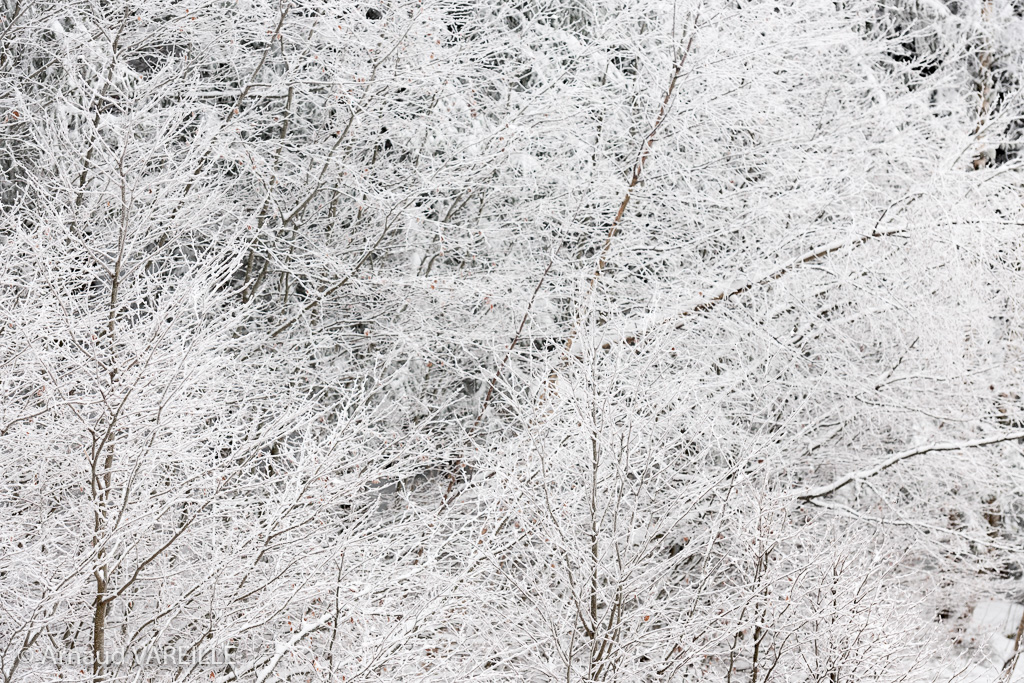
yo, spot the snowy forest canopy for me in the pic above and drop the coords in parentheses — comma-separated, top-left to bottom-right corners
(3, 0, 1024, 681)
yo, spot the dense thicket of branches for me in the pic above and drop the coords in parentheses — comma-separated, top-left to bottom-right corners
(3, 0, 1024, 681)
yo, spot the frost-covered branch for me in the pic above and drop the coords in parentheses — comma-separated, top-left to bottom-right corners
(795, 431, 1024, 501)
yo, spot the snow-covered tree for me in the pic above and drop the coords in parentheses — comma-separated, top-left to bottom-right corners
(3, 0, 1024, 681)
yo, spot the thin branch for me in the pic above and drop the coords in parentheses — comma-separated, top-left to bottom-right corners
(795, 431, 1024, 501)
(470, 247, 561, 435)
(566, 17, 698, 353)
(675, 224, 908, 326)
